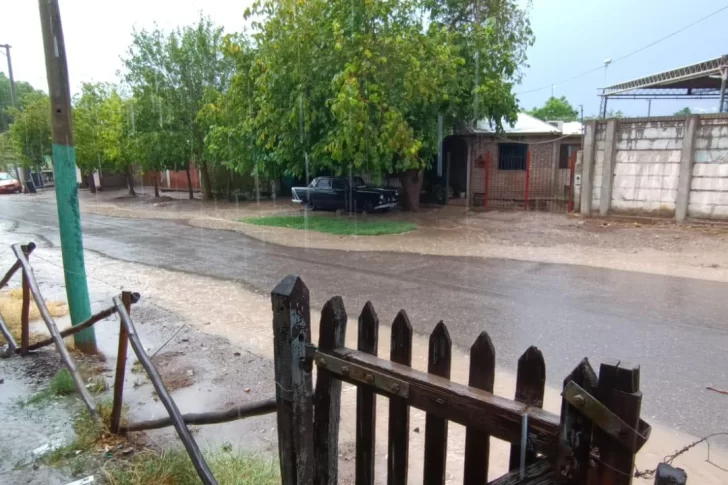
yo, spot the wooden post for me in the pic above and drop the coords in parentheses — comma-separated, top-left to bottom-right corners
(20, 268, 30, 355)
(272, 275, 314, 485)
(557, 359, 598, 484)
(313, 297, 348, 485)
(424, 322, 452, 485)
(509, 346, 546, 471)
(463, 332, 496, 485)
(110, 291, 132, 434)
(654, 463, 687, 485)
(387, 310, 413, 485)
(587, 361, 642, 485)
(356, 302, 379, 485)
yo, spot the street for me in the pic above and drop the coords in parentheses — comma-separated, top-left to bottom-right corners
(1, 195, 727, 444)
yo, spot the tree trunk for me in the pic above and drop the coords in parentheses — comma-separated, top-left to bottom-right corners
(87, 172, 96, 194)
(126, 165, 136, 197)
(153, 172, 160, 198)
(398, 168, 423, 211)
(199, 160, 213, 201)
(185, 162, 194, 200)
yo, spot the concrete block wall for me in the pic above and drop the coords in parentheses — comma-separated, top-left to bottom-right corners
(688, 118, 728, 218)
(611, 120, 683, 215)
(581, 114, 728, 221)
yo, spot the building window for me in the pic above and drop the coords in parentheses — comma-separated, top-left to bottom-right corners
(498, 143, 527, 171)
(559, 144, 580, 169)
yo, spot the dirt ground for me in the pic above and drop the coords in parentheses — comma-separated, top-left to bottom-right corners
(27, 186, 728, 283)
(2, 213, 728, 484)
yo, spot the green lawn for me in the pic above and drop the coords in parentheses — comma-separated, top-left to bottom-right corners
(242, 215, 416, 236)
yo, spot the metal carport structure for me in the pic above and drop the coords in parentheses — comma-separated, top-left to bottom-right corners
(599, 55, 728, 117)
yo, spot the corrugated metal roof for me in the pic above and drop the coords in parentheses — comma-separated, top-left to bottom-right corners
(474, 112, 562, 135)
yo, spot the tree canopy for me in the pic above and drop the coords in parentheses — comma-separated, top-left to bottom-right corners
(527, 96, 578, 122)
(674, 107, 692, 116)
(7, 91, 51, 171)
(0, 72, 41, 133)
(202, 0, 533, 208)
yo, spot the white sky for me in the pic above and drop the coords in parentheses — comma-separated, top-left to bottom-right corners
(1, 0, 726, 116)
(0, 0, 253, 94)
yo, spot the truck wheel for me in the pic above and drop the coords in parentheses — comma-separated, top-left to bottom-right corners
(363, 200, 374, 213)
(306, 200, 315, 211)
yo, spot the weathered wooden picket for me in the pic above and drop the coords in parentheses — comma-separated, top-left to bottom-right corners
(271, 274, 661, 485)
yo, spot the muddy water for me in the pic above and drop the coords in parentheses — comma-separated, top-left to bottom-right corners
(3, 228, 726, 484)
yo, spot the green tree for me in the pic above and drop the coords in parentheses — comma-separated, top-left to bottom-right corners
(8, 91, 51, 173)
(528, 96, 579, 122)
(122, 15, 233, 200)
(0, 72, 41, 132)
(674, 107, 692, 116)
(216, 0, 532, 210)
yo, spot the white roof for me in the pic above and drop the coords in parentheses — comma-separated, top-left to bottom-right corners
(474, 112, 582, 136)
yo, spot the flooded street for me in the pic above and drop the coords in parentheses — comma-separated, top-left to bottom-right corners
(1, 195, 728, 482)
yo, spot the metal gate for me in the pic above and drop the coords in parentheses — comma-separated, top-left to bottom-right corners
(475, 145, 578, 213)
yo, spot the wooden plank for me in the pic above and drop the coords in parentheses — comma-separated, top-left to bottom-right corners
(113, 295, 216, 485)
(424, 321, 452, 485)
(313, 296, 348, 485)
(464, 332, 496, 485)
(110, 292, 132, 434)
(356, 302, 379, 485)
(272, 275, 314, 485)
(654, 463, 687, 485)
(556, 358, 598, 484)
(12, 244, 99, 419)
(509, 346, 546, 471)
(387, 310, 413, 485)
(587, 361, 641, 485)
(324, 347, 560, 451)
(121, 397, 277, 432)
(487, 459, 554, 485)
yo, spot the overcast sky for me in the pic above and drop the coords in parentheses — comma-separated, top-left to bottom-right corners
(1, 0, 726, 117)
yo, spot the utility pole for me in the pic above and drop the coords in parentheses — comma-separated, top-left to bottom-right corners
(0, 44, 17, 107)
(38, 0, 96, 353)
(1, 44, 23, 184)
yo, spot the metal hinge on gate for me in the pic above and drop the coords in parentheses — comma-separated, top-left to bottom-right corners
(314, 351, 410, 399)
(563, 381, 651, 453)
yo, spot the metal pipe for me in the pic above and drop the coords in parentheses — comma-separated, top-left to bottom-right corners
(112, 295, 217, 485)
(11, 244, 99, 419)
(0, 312, 18, 355)
(720, 68, 727, 113)
(0, 243, 36, 290)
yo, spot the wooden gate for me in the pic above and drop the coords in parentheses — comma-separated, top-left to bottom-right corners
(271, 275, 656, 485)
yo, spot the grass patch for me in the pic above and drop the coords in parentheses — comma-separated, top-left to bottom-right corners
(102, 448, 279, 485)
(242, 215, 416, 236)
(21, 368, 78, 407)
(0, 287, 69, 346)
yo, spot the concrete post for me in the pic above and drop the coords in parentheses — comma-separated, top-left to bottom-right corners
(600, 119, 618, 216)
(675, 115, 699, 222)
(580, 121, 597, 216)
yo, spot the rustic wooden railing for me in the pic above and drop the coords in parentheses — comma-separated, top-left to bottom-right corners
(271, 274, 665, 485)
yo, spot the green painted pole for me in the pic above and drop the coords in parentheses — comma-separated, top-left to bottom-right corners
(39, 0, 96, 354)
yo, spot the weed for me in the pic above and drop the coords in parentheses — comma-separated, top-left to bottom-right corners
(86, 376, 108, 394)
(131, 361, 144, 374)
(242, 214, 416, 236)
(50, 368, 76, 396)
(102, 448, 279, 485)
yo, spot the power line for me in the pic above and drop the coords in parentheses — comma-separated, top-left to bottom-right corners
(516, 4, 728, 96)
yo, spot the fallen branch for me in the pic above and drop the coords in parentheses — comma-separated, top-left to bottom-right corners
(706, 386, 728, 396)
(120, 397, 277, 433)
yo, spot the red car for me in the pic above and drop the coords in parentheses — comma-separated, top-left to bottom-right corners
(0, 172, 22, 194)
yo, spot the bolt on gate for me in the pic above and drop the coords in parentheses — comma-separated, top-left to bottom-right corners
(271, 274, 679, 485)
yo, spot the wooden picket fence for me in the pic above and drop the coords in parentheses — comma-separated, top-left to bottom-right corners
(271, 274, 670, 485)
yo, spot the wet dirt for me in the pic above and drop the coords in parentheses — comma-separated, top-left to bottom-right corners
(2, 201, 728, 483)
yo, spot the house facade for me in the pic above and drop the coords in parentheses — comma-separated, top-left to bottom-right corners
(444, 113, 583, 211)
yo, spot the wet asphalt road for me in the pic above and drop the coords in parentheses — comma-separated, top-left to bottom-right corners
(1, 196, 727, 441)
